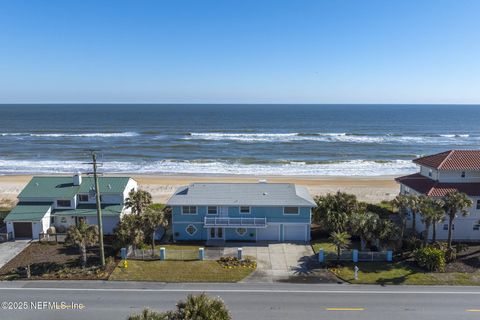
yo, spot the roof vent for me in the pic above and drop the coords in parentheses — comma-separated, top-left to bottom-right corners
(108, 184, 112, 189)
(258, 179, 267, 184)
(263, 192, 268, 196)
(35, 182, 39, 187)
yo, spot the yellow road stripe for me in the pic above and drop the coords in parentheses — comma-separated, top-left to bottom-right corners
(466, 309, 480, 312)
(326, 308, 364, 311)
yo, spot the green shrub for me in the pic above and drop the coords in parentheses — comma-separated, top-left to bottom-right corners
(413, 247, 446, 272)
(403, 236, 422, 252)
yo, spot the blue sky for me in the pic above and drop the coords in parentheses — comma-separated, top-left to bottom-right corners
(0, 0, 479, 103)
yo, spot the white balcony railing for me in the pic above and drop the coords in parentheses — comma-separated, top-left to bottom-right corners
(204, 217, 267, 228)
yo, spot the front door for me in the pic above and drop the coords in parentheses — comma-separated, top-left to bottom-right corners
(209, 227, 224, 240)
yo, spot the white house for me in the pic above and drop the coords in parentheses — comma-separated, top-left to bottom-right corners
(396, 150, 480, 241)
(4, 173, 137, 239)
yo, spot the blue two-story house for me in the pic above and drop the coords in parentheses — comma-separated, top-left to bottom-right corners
(167, 182, 316, 243)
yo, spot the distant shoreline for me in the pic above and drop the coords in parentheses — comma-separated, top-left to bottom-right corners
(0, 173, 400, 204)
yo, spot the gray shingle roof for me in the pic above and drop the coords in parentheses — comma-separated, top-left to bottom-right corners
(167, 183, 316, 207)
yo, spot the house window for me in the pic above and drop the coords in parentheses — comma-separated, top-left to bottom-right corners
(185, 224, 197, 236)
(461, 171, 466, 178)
(473, 224, 480, 231)
(50, 216, 55, 224)
(236, 228, 247, 236)
(239, 206, 251, 214)
(182, 206, 197, 214)
(443, 224, 448, 230)
(476, 200, 480, 210)
(78, 194, 89, 202)
(284, 207, 299, 215)
(207, 206, 218, 215)
(428, 169, 432, 177)
(57, 200, 71, 207)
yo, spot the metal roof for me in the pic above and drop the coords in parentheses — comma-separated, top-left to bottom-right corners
(167, 183, 316, 207)
(54, 204, 124, 217)
(18, 176, 133, 199)
(4, 202, 52, 222)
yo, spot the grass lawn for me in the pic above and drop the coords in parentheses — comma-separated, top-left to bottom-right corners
(331, 262, 480, 285)
(109, 260, 254, 282)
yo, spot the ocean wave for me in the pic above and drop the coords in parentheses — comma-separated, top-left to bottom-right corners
(0, 159, 417, 176)
(0, 132, 139, 138)
(185, 132, 476, 144)
(30, 132, 139, 137)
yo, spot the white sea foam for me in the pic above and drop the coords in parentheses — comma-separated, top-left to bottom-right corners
(0, 159, 417, 176)
(29, 132, 139, 137)
(185, 132, 476, 144)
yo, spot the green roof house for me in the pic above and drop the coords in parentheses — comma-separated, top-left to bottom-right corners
(5, 173, 137, 239)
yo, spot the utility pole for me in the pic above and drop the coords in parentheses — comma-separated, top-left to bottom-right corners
(92, 152, 105, 267)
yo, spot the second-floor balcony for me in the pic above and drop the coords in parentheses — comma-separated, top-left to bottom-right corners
(204, 217, 267, 228)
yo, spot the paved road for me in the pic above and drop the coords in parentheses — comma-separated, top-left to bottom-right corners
(1, 281, 480, 319)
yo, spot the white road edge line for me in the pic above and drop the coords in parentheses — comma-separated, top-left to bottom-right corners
(0, 288, 480, 294)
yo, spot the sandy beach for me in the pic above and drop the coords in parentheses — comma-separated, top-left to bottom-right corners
(0, 174, 399, 204)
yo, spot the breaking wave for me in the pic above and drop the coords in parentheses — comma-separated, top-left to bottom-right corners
(185, 132, 476, 144)
(0, 132, 139, 138)
(0, 159, 417, 176)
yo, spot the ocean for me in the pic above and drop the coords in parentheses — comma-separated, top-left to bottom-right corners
(0, 104, 479, 176)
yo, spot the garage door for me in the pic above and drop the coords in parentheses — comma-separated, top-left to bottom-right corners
(257, 225, 280, 241)
(13, 222, 33, 238)
(283, 224, 306, 242)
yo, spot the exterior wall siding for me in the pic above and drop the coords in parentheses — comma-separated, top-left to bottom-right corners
(172, 205, 312, 242)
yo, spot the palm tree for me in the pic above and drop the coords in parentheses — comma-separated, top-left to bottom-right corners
(125, 189, 153, 215)
(419, 196, 445, 246)
(114, 214, 145, 250)
(329, 231, 351, 262)
(313, 192, 360, 233)
(65, 221, 99, 268)
(143, 204, 169, 255)
(442, 191, 472, 250)
(128, 294, 231, 320)
(375, 218, 399, 249)
(349, 212, 379, 250)
(391, 194, 410, 247)
(406, 194, 421, 233)
(176, 293, 231, 320)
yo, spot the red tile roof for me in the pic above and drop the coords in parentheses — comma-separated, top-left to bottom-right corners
(395, 173, 480, 197)
(413, 150, 480, 170)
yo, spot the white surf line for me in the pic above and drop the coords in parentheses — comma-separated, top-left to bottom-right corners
(1, 287, 480, 295)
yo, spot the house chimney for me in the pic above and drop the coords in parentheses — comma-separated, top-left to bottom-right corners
(73, 172, 82, 186)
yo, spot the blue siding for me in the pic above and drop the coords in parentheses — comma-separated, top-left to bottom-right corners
(172, 205, 312, 242)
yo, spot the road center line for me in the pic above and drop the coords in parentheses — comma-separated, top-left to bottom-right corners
(326, 308, 364, 311)
(466, 309, 480, 312)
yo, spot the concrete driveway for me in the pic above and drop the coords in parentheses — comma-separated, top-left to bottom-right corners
(0, 240, 31, 269)
(222, 242, 326, 283)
